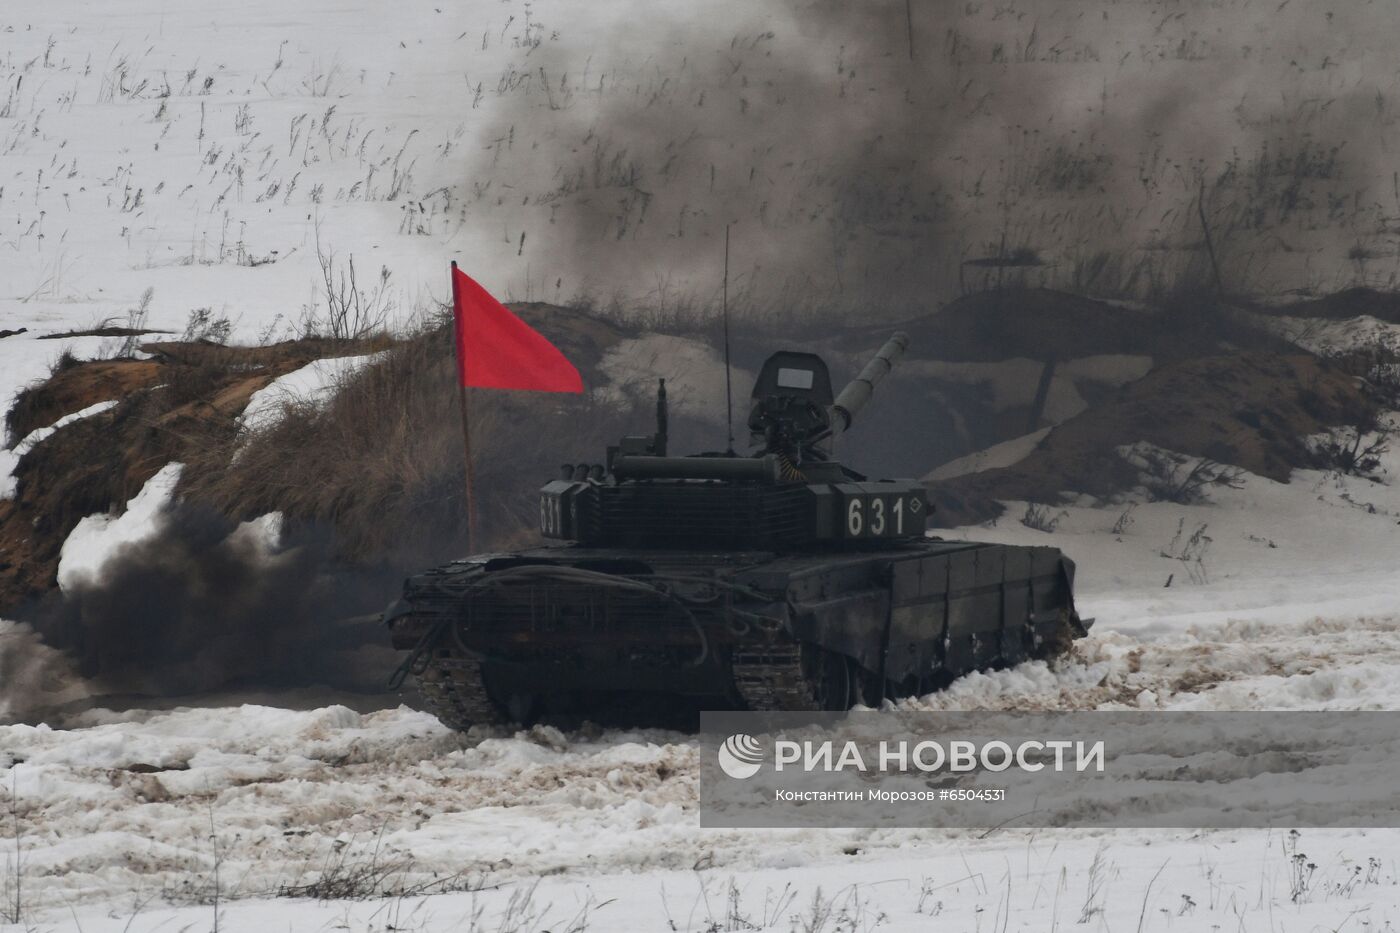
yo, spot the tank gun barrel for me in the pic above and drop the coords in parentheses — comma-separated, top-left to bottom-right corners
(830, 331, 909, 435)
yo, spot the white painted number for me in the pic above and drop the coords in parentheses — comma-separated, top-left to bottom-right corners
(541, 496, 561, 535)
(893, 496, 904, 534)
(847, 497, 863, 536)
(870, 497, 886, 536)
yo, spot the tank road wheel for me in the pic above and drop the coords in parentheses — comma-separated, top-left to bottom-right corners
(801, 644, 853, 712)
(497, 686, 539, 725)
(849, 661, 887, 709)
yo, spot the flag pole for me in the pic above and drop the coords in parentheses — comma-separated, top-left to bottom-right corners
(451, 261, 480, 552)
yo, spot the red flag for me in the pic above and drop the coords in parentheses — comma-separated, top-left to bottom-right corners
(451, 263, 583, 393)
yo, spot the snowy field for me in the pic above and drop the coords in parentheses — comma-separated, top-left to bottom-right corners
(5, 442, 1400, 930)
(0, 0, 1396, 380)
(6, 0, 1400, 928)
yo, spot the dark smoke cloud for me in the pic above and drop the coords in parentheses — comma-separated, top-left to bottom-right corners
(449, 0, 1399, 313)
(18, 504, 401, 705)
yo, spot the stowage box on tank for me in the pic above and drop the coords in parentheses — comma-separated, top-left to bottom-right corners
(384, 332, 1090, 729)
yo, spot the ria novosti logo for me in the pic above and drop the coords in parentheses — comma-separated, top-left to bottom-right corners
(716, 733, 1106, 779)
(717, 733, 764, 779)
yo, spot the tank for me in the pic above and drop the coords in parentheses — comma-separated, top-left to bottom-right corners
(384, 333, 1091, 729)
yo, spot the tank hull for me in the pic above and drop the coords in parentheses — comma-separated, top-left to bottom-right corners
(385, 539, 1088, 729)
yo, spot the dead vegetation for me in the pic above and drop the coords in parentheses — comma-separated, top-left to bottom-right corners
(929, 352, 1379, 525)
(5, 357, 162, 443)
(275, 827, 485, 902)
(177, 309, 674, 564)
(297, 230, 395, 340)
(0, 335, 389, 613)
(1312, 418, 1391, 479)
(1129, 448, 1246, 505)
(0, 300, 649, 621)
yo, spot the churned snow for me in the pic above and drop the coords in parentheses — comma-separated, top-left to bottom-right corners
(3, 706, 1399, 931)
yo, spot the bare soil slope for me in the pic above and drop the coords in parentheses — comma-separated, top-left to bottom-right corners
(929, 353, 1373, 526)
(0, 338, 388, 612)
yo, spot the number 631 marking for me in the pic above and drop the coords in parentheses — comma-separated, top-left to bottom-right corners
(847, 496, 906, 536)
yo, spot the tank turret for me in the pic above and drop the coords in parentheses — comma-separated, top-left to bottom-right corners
(538, 333, 927, 549)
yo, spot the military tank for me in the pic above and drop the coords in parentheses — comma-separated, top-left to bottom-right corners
(384, 333, 1090, 729)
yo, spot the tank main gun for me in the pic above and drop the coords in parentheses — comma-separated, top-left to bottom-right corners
(830, 331, 909, 439)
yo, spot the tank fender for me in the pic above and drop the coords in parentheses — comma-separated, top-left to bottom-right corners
(1058, 555, 1092, 635)
(788, 589, 890, 676)
(1059, 554, 1077, 589)
(381, 597, 413, 628)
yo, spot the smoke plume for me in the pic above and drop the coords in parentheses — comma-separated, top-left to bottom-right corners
(450, 0, 1400, 313)
(7, 503, 401, 719)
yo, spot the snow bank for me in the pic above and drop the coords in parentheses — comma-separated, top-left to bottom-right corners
(240, 353, 387, 434)
(56, 462, 183, 590)
(925, 427, 1051, 481)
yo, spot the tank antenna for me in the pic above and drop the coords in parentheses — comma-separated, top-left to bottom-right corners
(722, 223, 735, 455)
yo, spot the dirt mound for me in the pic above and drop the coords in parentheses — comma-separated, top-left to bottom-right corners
(838, 288, 1166, 362)
(0, 306, 679, 703)
(6, 358, 162, 443)
(37, 326, 174, 340)
(0, 337, 387, 613)
(176, 308, 674, 565)
(930, 353, 1373, 525)
(509, 302, 631, 368)
(0, 304, 651, 620)
(1270, 287, 1400, 324)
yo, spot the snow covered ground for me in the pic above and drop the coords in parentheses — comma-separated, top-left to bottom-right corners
(6, 706, 1400, 932)
(6, 0, 1400, 927)
(4, 442, 1400, 930)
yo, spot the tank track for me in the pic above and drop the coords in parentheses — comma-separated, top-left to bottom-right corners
(731, 643, 821, 711)
(416, 652, 503, 730)
(396, 608, 505, 730)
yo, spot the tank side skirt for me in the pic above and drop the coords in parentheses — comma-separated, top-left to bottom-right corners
(788, 544, 1070, 689)
(388, 541, 1083, 725)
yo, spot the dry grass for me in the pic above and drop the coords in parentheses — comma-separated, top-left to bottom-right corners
(177, 319, 655, 562)
(0, 335, 387, 612)
(929, 352, 1379, 525)
(4, 356, 159, 443)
